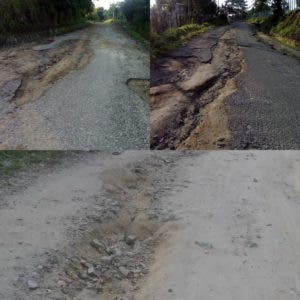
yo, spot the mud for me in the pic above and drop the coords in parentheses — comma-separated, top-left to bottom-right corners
(150, 26, 243, 150)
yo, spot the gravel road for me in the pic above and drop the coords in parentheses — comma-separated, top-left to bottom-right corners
(137, 151, 300, 299)
(1, 151, 299, 299)
(0, 23, 149, 150)
(228, 22, 300, 149)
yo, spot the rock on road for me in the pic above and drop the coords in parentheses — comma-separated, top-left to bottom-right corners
(0, 23, 149, 150)
(1, 151, 299, 299)
(137, 151, 300, 299)
(228, 22, 300, 149)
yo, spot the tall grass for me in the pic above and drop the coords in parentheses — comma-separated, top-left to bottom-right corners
(151, 23, 214, 59)
(248, 9, 300, 49)
(271, 9, 300, 47)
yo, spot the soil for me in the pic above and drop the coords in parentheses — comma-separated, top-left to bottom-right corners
(1, 151, 300, 299)
(150, 26, 243, 150)
(0, 151, 189, 300)
(0, 29, 91, 108)
(0, 23, 149, 150)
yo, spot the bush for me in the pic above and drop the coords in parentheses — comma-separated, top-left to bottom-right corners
(271, 9, 300, 41)
(120, 0, 149, 39)
(0, 0, 93, 38)
(248, 9, 300, 48)
(151, 23, 214, 59)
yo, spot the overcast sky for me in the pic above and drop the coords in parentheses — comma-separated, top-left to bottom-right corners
(92, 0, 119, 10)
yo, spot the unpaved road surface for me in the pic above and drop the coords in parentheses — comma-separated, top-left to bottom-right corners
(0, 23, 149, 150)
(1, 151, 300, 299)
(150, 23, 300, 150)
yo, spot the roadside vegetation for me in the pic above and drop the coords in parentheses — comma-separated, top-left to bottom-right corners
(89, 0, 149, 47)
(248, 0, 300, 49)
(151, 23, 214, 58)
(150, 0, 247, 59)
(0, 0, 93, 44)
(0, 151, 65, 176)
(0, 0, 149, 47)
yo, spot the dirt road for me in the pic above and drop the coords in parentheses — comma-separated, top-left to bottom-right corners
(0, 23, 149, 150)
(1, 151, 299, 299)
(150, 23, 300, 150)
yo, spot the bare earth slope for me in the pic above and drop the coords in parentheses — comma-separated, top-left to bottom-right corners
(1, 151, 299, 299)
(0, 23, 149, 150)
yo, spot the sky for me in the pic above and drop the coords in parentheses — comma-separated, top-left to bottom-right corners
(92, 0, 119, 10)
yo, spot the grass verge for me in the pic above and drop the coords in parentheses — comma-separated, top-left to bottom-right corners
(0, 20, 90, 47)
(0, 151, 66, 176)
(248, 9, 300, 50)
(108, 19, 149, 50)
(151, 23, 214, 60)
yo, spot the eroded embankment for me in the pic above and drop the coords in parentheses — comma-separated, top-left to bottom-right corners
(150, 27, 244, 150)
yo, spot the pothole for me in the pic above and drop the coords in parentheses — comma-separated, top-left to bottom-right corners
(127, 78, 149, 102)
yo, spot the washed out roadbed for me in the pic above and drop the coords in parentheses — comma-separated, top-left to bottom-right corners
(0, 23, 149, 150)
(150, 26, 243, 150)
(0, 151, 189, 300)
(1, 151, 300, 299)
(151, 22, 300, 150)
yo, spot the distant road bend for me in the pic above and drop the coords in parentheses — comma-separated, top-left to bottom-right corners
(0, 23, 149, 150)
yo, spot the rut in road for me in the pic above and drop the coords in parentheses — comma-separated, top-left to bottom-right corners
(150, 26, 243, 150)
(151, 22, 300, 150)
(1, 151, 299, 299)
(0, 23, 149, 150)
(0, 151, 186, 300)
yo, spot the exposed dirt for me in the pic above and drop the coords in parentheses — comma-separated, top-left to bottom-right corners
(14, 38, 92, 106)
(0, 28, 92, 150)
(0, 29, 92, 108)
(1, 151, 300, 299)
(136, 151, 300, 299)
(127, 78, 150, 102)
(0, 23, 149, 150)
(150, 27, 243, 150)
(0, 151, 188, 300)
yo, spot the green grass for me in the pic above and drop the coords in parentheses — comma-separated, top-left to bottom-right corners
(271, 9, 300, 49)
(0, 20, 90, 46)
(151, 23, 214, 60)
(247, 17, 269, 26)
(0, 151, 66, 176)
(112, 19, 149, 49)
(248, 9, 300, 49)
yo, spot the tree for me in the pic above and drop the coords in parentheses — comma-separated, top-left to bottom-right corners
(272, 0, 284, 18)
(96, 7, 105, 21)
(225, 0, 247, 16)
(189, 0, 217, 23)
(253, 0, 270, 13)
